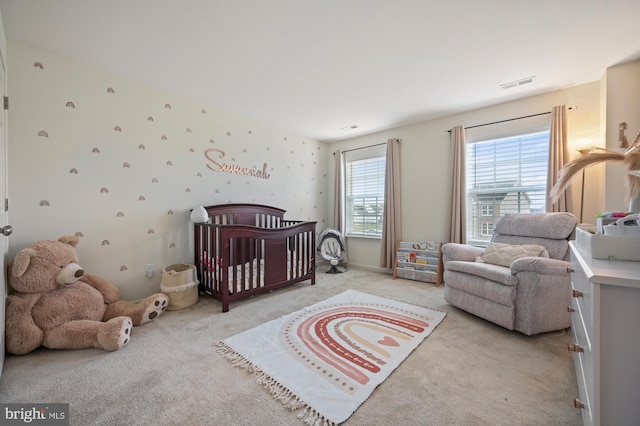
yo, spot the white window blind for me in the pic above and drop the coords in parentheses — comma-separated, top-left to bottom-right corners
(345, 146, 386, 237)
(466, 130, 550, 245)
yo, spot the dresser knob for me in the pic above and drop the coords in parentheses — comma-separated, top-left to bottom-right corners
(567, 306, 576, 313)
(572, 289, 584, 298)
(568, 344, 584, 353)
(574, 399, 585, 409)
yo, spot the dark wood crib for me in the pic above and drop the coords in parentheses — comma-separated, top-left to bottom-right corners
(193, 203, 316, 312)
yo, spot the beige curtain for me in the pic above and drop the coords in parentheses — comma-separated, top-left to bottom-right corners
(333, 150, 345, 231)
(448, 125, 466, 243)
(379, 139, 402, 268)
(546, 105, 573, 213)
(333, 149, 347, 261)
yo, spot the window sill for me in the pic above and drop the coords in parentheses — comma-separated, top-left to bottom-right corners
(346, 233, 382, 240)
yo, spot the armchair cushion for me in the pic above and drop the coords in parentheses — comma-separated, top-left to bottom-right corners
(494, 212, 576, 240)
(491, 235, 569, 260)
(441, 243, 484, 263)
(446, 260, 518, 287)
(480, 242, 549, 267)
(510, 256, 571, 276)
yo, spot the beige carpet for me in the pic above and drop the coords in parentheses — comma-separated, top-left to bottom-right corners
(0, 267, 582, 425)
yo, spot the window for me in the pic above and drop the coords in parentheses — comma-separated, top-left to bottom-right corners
(345, 150, 386, 237)
(466, 131, 550, 245)
(481, 205, 494, 216)
(481, 222, 494, 236)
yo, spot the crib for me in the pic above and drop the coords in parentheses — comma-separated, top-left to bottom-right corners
(193, 203, 316, 312)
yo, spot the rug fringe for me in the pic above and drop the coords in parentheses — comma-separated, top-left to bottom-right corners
(298, 405, 335, 426)
(215, 341, 336, 426)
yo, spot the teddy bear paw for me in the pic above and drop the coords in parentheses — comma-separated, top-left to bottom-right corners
(98, 316, 132, 351)
(138, 294, 169, 325)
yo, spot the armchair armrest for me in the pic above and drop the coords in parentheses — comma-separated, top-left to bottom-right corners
(510, 257, 571, 276)
(441, 243, 485, 263)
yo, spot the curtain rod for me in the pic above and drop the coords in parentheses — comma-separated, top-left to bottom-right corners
(446, 106, 576, 133)
(333, 141, 390, 155)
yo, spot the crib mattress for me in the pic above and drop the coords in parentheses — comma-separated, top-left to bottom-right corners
(205, 254, 305, 294)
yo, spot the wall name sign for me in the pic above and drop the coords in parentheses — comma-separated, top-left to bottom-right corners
(205, 148, 271, 180)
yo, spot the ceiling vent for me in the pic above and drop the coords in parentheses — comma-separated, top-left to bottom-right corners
(500, 76, 535, 90)
(340, 124, 359, 131)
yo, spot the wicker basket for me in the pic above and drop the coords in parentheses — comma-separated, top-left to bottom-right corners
(161, 263, 199, 310)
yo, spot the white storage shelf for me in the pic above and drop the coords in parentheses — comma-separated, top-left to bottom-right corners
(394, 241, 443, 286)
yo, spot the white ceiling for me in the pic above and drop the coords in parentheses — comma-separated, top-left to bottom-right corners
(1, 0, 639, 142)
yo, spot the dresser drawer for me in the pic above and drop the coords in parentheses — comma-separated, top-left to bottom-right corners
(570, 298, 590, 349)
(570, 318, 593, 426)
(570, 304, 594, 426)
(570, 257, 593, 334)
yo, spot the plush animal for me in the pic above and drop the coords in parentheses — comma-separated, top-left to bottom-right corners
(5, 235, 169, 355)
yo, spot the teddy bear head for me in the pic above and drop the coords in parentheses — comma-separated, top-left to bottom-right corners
(9, 235, 85, 294)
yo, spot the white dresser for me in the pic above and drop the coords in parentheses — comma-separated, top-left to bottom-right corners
(568, 242, 640, 426)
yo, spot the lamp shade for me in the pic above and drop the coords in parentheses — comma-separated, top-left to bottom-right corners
(190, 206, 209, 223)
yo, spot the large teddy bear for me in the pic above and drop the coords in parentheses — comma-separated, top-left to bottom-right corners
(6, 235, 169, 355)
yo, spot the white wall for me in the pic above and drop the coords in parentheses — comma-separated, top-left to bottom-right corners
(7, 42, 329, 301)
(329, 81, 603, 271)
(604, 60, 640, 211)
(9, 37, 622, 281)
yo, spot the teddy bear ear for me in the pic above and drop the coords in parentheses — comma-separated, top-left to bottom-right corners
(58, 235, 79, 248)
(11, 248, 37, 278)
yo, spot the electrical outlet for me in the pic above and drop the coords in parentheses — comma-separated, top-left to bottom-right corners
(145, 264, 154, 278)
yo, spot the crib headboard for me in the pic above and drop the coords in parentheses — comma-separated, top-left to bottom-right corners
(203, 203, 286, 227)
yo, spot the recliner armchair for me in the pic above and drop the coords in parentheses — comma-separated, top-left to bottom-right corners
(441, 212, 578, 335)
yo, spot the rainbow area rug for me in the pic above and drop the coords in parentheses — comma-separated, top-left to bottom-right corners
(217, 290, 446, 425)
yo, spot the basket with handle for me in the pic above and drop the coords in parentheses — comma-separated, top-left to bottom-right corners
(161, 263, 200, 310)
(603, 214, 640, 236)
